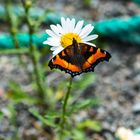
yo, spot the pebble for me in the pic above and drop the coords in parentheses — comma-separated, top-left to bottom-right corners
(132, 103, 140, 114)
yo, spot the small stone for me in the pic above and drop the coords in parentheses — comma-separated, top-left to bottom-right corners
(132, 103, 140, 113)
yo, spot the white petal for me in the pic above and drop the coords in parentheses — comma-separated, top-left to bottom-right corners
(46, 29, 58, 38)
(66, 18, 71, 32)
(80, 24, 94, 38)
(53, 47, 64, 55)
(43, 40, 48, 44)
(83, 34, 98, 42)
(68, 18, 75, 32)
(43, 38, 60, 46)
(83, 41, 96, 47)
(61, 17, 67, 33)
(73, 20, 84, 34)
(61, 17, 66, 28)
(43, 41, 48, 45)
(50, 46, 59, 51)
(43, 38, 54, 44)
(47, 37, 60, 42)
(50, 25, 61, 36)
(43, 41, 57, 46)
(57, 24, 64, 34)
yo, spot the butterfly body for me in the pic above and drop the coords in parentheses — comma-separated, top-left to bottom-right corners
(48, 38, 111, 77)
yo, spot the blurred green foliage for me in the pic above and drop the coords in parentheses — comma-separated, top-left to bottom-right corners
(83, 0, 92, 7)
(7, 81, 37, 104)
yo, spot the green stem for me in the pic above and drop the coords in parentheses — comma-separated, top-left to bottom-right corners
(5, 0, 27, 66)
(21, 0, 46, 103)
(60, 77, 73, 139)
(5, 0, 19, 49)
(5, 0, 29, 70)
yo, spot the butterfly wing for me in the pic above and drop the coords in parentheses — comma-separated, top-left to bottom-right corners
(48, 44, 111, 77)
(48, 45, 81, 76)
(80, 43, 111, 73)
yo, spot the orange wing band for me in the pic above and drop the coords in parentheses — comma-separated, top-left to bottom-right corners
(53, 55, 80, 72)
(87, 49, 106, 64)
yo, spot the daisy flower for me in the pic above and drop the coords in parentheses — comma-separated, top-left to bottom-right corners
(43, 17, 98, 56)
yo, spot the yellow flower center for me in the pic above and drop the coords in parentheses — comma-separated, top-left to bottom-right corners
(60, 33, 82, 48)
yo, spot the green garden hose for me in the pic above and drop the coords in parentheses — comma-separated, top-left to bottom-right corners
(0, 33, 48, 49)
(94, 16, 140, 45)
(0, 5, 140, 49)
(133, 0, 140, 5)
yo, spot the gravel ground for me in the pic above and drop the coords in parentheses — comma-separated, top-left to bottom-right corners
(94, 44, 140, 131)
(0, 0, 140, 139)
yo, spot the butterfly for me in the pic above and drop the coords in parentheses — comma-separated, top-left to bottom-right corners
(48, 38, 111, 77)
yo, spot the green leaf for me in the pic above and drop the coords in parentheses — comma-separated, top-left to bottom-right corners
(29, 108, 56, 127)
(71, 129, 86, 140)
(115, 137, 121, 140)
(44, 111, 60, 119)
(77, 119, 102, 132)
(0, 111, 4, 122)
(68, 98, 100, 115)
(7, 81, 37, 104)
(83, 0, 92, 7)
(72, 73, 96, 94)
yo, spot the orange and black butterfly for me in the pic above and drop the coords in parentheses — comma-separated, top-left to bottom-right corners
(48, 38, 111, 77)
